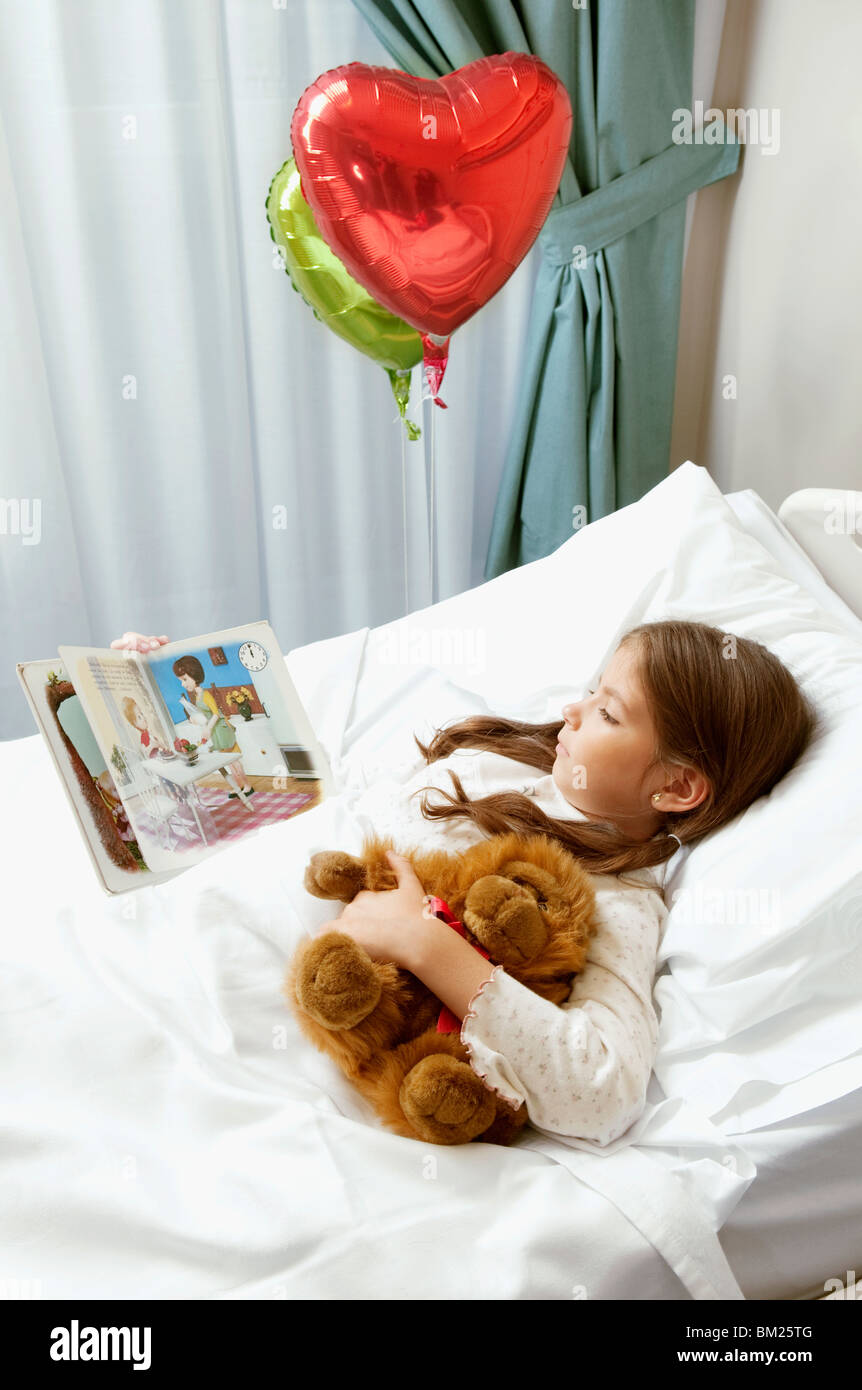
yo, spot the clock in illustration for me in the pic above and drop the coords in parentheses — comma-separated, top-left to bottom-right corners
(238, 640, 268, 673)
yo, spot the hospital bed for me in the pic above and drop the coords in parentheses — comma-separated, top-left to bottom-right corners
(2, 461, 860, 1301)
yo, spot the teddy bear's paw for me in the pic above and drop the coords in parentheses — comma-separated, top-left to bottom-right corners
(399, 1055, 497, 1145)
(303, 850, 367, 902)
(462, 875, 549, 967)
(293, 930, 382, 1030)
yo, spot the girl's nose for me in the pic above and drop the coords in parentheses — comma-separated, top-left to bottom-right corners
(561, 702, 580, 727)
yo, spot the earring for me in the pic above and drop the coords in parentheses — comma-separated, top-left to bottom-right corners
(652, 792, 662, 803)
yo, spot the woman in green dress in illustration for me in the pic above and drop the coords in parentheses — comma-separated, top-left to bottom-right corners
(172, 655, 255, 806)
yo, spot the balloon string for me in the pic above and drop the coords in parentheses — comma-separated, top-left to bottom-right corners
(401, 408, 409, 616)
(429, 394, 436, 605)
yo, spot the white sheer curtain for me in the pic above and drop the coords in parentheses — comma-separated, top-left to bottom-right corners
(0, 0, 539, 740)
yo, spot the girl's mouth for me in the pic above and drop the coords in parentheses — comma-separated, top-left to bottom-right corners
(556, 741, 567, 757)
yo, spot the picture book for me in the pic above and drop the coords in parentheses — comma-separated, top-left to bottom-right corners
(17, 621, 334, 895)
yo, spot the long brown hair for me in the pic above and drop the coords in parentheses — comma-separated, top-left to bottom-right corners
(412, 620, 819, 883)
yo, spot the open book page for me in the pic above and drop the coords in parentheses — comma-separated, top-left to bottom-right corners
(57, 621, 332, 881)
(15, 659, 179, 894)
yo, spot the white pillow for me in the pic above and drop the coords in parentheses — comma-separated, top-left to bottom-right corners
(289, 461, 862, 1135)
(725, 488, 862, 633)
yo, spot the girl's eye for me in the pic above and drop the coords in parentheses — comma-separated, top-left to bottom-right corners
(587, 689, 617, 725)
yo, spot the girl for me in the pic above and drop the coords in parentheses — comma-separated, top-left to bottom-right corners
(111, 622, 817, 1148)
(120, 693, 191, 821)
(170, 654, 255, 808)
(121, 696, 171, 757)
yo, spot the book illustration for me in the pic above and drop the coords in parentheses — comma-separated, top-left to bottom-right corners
(63, 652, 203, 861)
(170, 653, 254, 803)
(15, 662, 151, 892)
(54, 624, 328, 880)
(52, 680, 146, 868)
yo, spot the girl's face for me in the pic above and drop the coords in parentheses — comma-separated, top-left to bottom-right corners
(552, 641, 666, 838)
(178, 673, 198, 693)
(130, 704, 147, 732)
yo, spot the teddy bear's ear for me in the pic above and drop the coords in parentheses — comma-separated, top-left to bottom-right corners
(498, 860, 558, 907)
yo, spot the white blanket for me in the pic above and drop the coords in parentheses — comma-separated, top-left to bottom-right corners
(1, 674, 741, 1301)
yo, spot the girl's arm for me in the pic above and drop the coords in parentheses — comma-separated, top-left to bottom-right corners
(440, 886, 664, 1147)
(324, 852, 486, 1004)
(330, 879, 498, 1024)
(332, 855, 664, 1148)
(406, 919, 499, 1021)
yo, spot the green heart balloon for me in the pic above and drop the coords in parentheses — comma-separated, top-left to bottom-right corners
(266, 157, 422, 440)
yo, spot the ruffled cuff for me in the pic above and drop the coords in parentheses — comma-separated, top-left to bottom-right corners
(459, 965, 523, 1112)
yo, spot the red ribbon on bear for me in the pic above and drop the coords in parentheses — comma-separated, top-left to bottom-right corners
(425, 894, 491, 1035)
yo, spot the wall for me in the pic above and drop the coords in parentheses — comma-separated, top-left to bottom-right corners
(672, 0, 862, 509)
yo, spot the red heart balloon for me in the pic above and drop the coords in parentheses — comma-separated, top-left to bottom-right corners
(291, 53, 571, 348)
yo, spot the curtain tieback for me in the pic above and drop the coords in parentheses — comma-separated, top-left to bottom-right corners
(539, 124, 741, 267)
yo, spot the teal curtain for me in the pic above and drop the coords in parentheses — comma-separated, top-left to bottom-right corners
(350, 0, 740, 576)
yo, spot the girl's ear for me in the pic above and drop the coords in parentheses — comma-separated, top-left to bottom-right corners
(663, 765, 710, 813)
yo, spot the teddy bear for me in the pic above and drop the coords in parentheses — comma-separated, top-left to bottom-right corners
(284, 830, 598, 1147)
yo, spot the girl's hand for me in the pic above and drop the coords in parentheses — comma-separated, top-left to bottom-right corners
(110, 632, 170, 653)
(319, 850, 430, 971)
